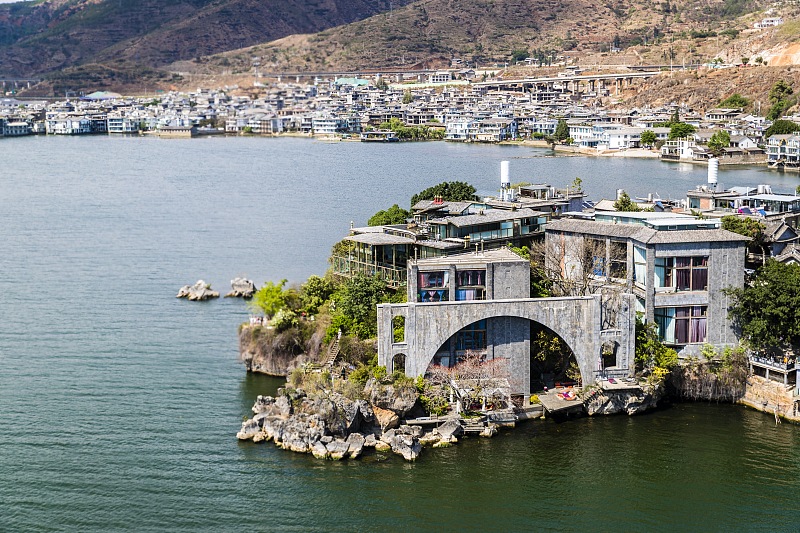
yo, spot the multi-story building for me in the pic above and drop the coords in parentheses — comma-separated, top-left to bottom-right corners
(545, 212, 748, 353)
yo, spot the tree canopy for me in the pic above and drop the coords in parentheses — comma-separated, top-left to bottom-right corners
(640, 130, 657, 146)
(718, 93, 749, 108)
(554, 119, 570, 142)
(329, 274, 397, 339)
(764, 119, 800, 138)
(767, 80, 795, 120)
(707, 130, 731, 152)
(410, 181, 478, 207)
(368, 204, 411, 226)
(668, 122, 696, 140)
(726, 260, 800, 354)
(249, 279, 288, 318)
(613, 191, 641, 212)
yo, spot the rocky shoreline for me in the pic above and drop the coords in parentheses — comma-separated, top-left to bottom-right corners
(237, 376, 666, 461)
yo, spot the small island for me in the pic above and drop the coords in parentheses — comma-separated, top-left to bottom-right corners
(238, 172, 800, 461)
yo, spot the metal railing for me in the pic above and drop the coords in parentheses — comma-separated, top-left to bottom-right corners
(330, 256, 407, 288)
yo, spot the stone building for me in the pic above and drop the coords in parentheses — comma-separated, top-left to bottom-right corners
(377, 248, 636, 396)
(545, 212, 749, 353)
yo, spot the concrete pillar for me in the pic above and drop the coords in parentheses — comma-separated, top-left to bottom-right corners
(449, 265, 457, 301)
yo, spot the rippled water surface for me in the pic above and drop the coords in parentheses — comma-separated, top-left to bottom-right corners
(2, 136, 799, 531)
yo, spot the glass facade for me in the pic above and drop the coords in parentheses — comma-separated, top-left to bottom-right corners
(455, 269, 486, 301)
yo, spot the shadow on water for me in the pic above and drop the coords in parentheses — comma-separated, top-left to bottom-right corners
(238, 372, 286, 414)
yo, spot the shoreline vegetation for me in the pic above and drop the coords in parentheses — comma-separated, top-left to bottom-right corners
(233, 180, 800, 462)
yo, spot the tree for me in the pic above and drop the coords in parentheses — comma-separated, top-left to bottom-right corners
(367, 204, 411, 226)
(670, 108, 680, 124)
(554, 119, 570, 142)
(331, 274, 393, 339)
(249, 279, 288, 318)
(769, 80, 793, 104)
(668, 122, 696, 139)
(726, 260, 800, 354)
(721, 215, 766, 264)
(707, 130, 731, 153)
(635, 317, 678, 375)
(718, 93, 749, 108)
(531, 236, 625, 297)
(767, 80, 795, 120)
(410, 181, 478, 207)
(510, 49, 529, 63)
(613, 191, 641, 212)
(374, 77, 388, 90)
(402, 90, 413, 104)
(640, 130, 657, 147)
(300, 275, 336, 315)
(764, 119, 800, 138)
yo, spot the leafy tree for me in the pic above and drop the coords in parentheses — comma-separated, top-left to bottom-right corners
(331, 274, 392, 339)
(670, 108, 680, 124)
(640, 130, 657, 147)
(300, 275, 336, 315)
(613, 191, 641, 212)
(718, 93, 749, 108)
(764, 119, 800, 138)
(769, 80, 793, 104)
(767, 80, 795, 120)
(368, 204, 411, 226)
(635, 317, 678, 373)
(510, 49, 529, 63)
(554, 119, 570, 142)
(707, 130, 731, 152)
(726, 260, 800, 354)
(668, 122, 696, 139)
(374, 77, 388, 90)
(402, 90, 413, 104)
(721, 215, 766, 263)
(249, 279, 288, 318)
(410, 181, 478, 207)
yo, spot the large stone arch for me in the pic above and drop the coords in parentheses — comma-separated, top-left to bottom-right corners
(377, 295, 635, 396)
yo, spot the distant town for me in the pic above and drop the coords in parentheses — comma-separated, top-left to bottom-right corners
(2, 65, 799, 169)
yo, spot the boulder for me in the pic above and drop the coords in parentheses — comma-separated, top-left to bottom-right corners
(390, 434, 422, 461)
(226, 277, 256, 298)
(236, 417, 262, 441)
(311, 440, 329, 459)
(251, 395, 292, 417)
(419, 432, 441, 447)
(379, 429, 396, 444)
(363, 434, 378, 448)
(374, 440, 391, 452)
(177, 280, 219, 301)
(433, 419, 463, 442)
(373, 406, 399, 431)
(346, 433, 366, 459)
(365, 378, 419, 417)
(326, 439, 350, 460)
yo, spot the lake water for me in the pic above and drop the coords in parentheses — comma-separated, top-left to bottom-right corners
(2, 135, 799, 531)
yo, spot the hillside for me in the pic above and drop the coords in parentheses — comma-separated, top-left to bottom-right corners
(203, 0, 776, 73)
(0, 0, 411, 77)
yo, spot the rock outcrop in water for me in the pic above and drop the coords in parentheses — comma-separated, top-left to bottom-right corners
(225, 277, 255, 298)
(176, 280, 220, 301)
(236, 380, 493, 462)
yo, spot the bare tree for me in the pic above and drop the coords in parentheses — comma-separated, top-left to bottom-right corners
(532, 233, 629, 299)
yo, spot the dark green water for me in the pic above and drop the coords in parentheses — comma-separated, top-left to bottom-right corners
(2, 136, 799, 531)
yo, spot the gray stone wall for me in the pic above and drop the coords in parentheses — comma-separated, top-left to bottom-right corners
(377, 295, 636, 396)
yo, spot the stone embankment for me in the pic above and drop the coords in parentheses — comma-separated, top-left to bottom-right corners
(582, 385, 662, 416)
(237, 382, 477, 461)
(740, 375, 800, 423)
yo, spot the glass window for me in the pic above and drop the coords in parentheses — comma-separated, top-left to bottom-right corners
(455, 269, 486, 301)
(655, 256, 708, 291)
(634, 246, 647, 287)
(418, 271, 449, 302)
(655, 306, 707, 344)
